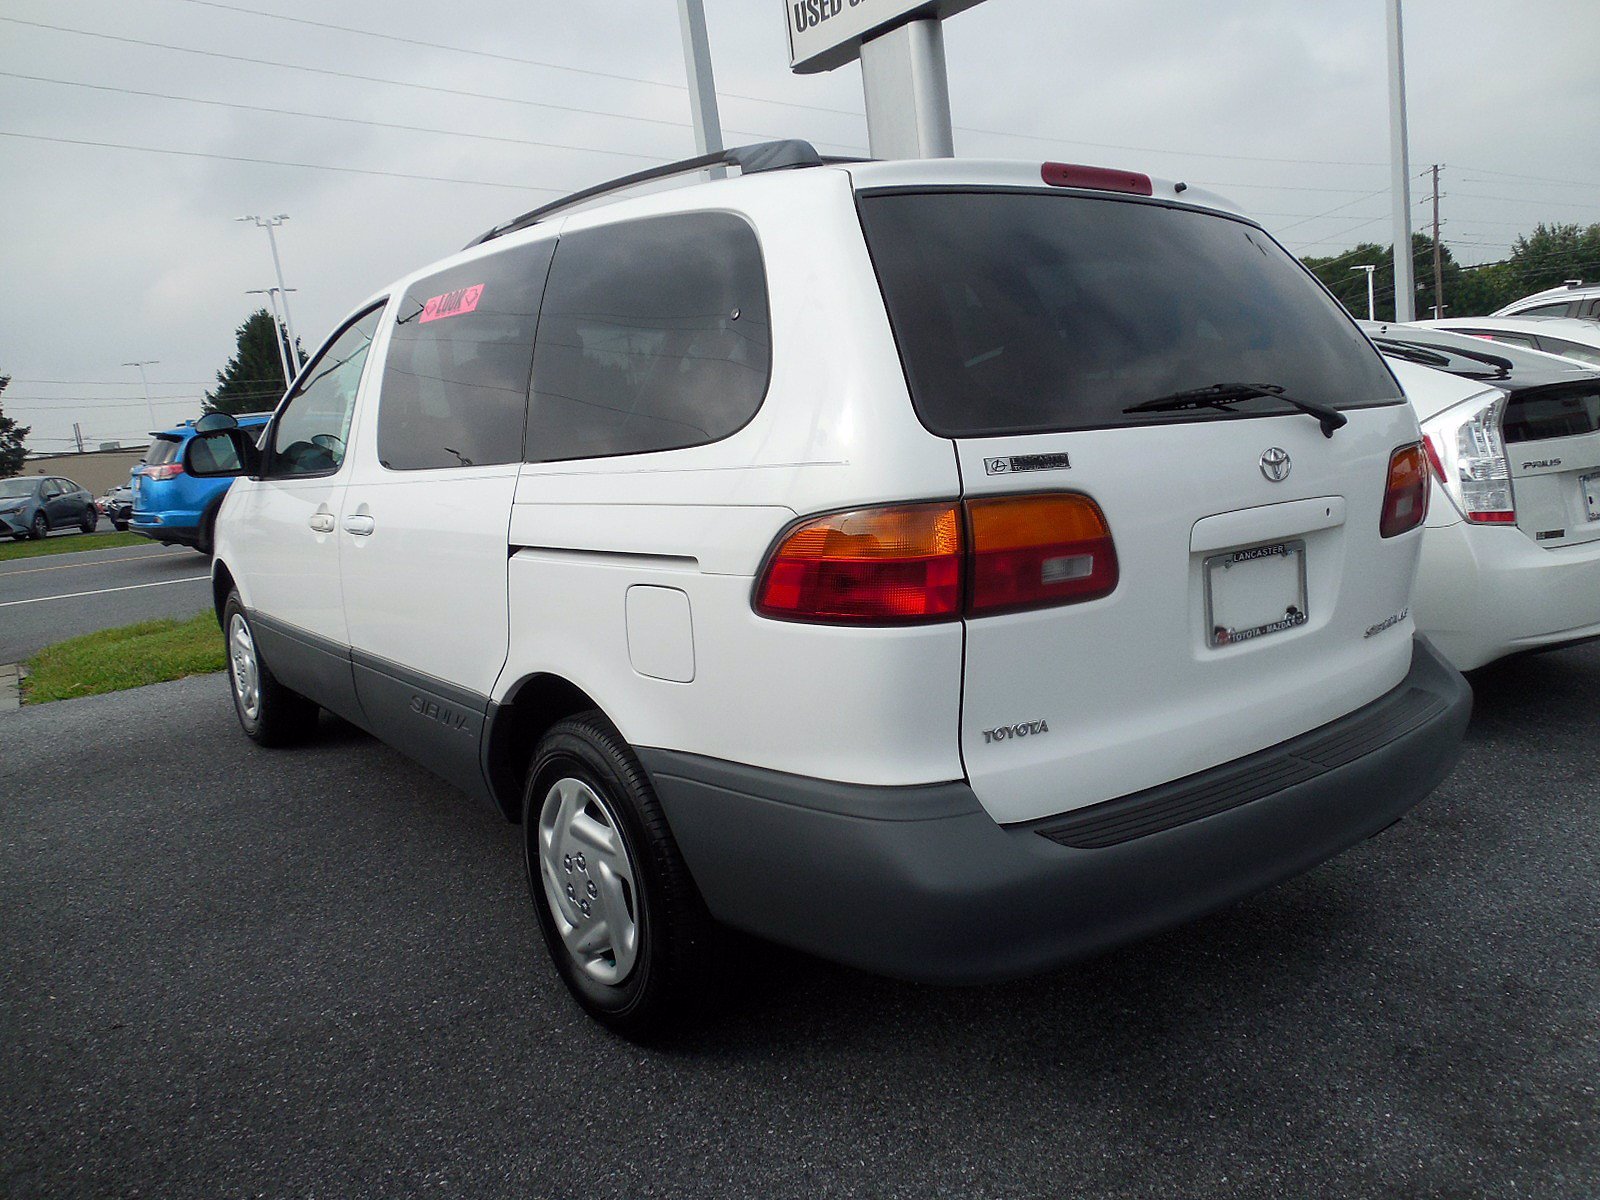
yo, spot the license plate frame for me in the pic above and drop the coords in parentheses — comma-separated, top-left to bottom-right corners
(1204, 539, 1309, 649)
(1582, 471, 1600, 522)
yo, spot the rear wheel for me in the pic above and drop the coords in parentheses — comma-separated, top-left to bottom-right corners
(524, 713, 712, 1037)
(222, 591, 320, 746)
(29, 513, 47, 540)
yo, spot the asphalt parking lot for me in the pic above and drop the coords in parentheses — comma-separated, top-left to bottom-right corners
(0, 539, 210, 663)
(2, 646, 1597, 1199)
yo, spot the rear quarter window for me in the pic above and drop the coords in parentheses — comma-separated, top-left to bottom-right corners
(524, 212, 771, 462)
(142, 438, 180, 466)
(858, 190, 1402, 438)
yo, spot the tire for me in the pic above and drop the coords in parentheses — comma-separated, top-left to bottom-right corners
(523, 712, 712, 1037)
(195, 508, 217, 556)
(81, 510, 98, 534)
(113, 521, 129, 532)
(29, 512, 47, 540)
(221, 591, 320, 747)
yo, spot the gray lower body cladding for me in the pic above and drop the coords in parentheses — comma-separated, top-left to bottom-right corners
(639, 636, 1471, 984)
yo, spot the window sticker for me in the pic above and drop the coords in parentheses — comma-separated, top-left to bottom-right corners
(420, 284, 485, 324)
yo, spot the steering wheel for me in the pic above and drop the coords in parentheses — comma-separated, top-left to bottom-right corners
(311, 433, 345, 457)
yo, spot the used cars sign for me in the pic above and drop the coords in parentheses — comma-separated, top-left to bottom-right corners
(786, 0, 990, 73)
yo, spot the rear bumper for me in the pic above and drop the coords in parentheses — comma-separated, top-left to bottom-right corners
(642, 636, 1470, 984)
(1413, 519, 1600, 670)
(130, 513, 200, 545)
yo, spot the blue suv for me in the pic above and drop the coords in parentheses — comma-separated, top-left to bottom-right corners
(131, 413, 271, 554)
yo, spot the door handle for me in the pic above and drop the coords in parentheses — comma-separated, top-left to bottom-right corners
(309, 512, 336, 533)
(343, 514, 375, 536)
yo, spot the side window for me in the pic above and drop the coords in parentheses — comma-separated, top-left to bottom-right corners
(525, 212, 771, 462)
(41, 479, 62, 498)
(1539, 337, 1600, 368)
(267, 306, 384, 479)
(1515, 302, 1572, 318)
(377, 240, 554, 470)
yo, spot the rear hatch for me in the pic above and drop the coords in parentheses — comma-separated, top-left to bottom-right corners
(132, 433, 183, 512)
(860, 186, 1425, 824)
(1503, 381, 1600, 547)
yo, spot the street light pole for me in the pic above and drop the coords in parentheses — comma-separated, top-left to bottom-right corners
(1385, 0, 1416, 322)
(1350, 265, 1377, 321)
(238, 215, 301, 368)
(676, 0, 726, 179)
(246, 286, 298, 388)
(122, 359, 159, 431)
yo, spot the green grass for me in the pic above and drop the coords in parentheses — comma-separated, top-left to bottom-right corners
(22, 611, 225, 705)
(0, 530, 149, 562)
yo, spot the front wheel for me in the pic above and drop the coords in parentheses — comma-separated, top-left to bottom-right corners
(524, 713, 712, 1037)
(222, 592, 320, 746)
(29, 512, 47, 540)
(81, 510, 98, 534)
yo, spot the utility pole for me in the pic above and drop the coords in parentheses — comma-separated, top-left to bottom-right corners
(1430, 163, 1445, 319)
(1385, 0, 1416, 322)
(72, 422, 85, 454)
(1350, 264, 1377, 321)
(237, 215, 301, 365)
(247, 286, 299, 388)
(676, 0, 726, 178)
(122, 360, 159, 431)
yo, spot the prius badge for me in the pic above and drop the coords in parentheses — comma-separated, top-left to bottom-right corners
(1259, 447, 1292, 483)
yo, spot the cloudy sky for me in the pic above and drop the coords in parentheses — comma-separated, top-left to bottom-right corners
(2, 0, 1597, 453)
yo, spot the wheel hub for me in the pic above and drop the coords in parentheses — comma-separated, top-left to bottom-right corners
(228, 613, 261, 722)
(537, 777, 639, 985)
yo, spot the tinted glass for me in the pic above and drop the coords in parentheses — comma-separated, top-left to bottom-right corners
(1516, 302, 1571, 317)
(1540, 337, 1600, 368)
(1503, 385, 1600, 443)
(143, 438, 180, 466)
(269, 306, 384, 478)
(859, 191, 1402, 437)
(0, 479, 34, 499)
(379, 241, 554, 470)
(526, 212, 770, 462)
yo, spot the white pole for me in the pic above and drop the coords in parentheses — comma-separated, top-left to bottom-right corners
(123, 360, 159, 430)
(247, 287, 294, 387)
(1385, 0, 1415, 322)
(1350, 264, 1377, 321)
(860, 18, 955, 159)
(676, 0, 726, 179)
(262, 219, 301, 366)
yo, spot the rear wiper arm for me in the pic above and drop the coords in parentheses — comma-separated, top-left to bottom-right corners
(1123, 382, 1348, 438)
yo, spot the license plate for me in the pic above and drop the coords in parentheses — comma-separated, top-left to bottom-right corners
(1583, 471, 1600, 522)
(1205, 540, 1309, 648)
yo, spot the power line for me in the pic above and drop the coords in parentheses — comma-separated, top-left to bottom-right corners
(0, 72, 673, 163)
(0, 130, 568, 192)
(1273, 187, 1393, 236)
(1451, 164, 1600, 191)
(0, 17, 863, 150)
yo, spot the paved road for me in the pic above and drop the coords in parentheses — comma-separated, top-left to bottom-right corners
(0, 539, 211, 662)
(2, 649, 1598, 1199)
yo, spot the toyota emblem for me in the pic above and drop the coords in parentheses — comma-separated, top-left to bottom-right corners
(1259, 447, 1292, 482)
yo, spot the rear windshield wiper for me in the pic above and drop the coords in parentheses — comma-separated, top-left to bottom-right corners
(1123, 382, 1349, 438)
(1372, 337, 1511, 380)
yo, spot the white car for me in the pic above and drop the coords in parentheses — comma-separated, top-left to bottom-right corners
(1369, 325, 1600, 669)
(1418, 315, 1600, 369)
(1492, 281, 1600, 322)
(199, 142, 1470, 1033)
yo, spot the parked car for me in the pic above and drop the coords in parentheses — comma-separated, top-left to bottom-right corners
(130, 414, 271, 553)
(1492, 281, 1600, 321)
(1417, 315, 1600, 369)
(1365, 322, 1600, 669)
(0, 475, 98, 540)
(203, 143, 1471, 1034)
(98, 482, 134, 531)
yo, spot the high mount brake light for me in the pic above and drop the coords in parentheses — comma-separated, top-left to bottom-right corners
(1419, 392, 1516, 525)
(1041, 162, 1154, 197)
(1380, 443, 1429, 538)
(754, 494, 1119, 625)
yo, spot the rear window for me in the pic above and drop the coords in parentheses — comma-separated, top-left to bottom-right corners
(142, 438, 180, 466)
(1503, 385, 1600, 443)
(858, 191, 1402, 437)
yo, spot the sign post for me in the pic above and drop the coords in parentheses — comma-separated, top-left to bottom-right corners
(785, 0, 989, 160)
(678, 0, 727, 178)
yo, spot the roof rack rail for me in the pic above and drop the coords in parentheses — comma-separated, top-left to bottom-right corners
(465, 139, 849, 249)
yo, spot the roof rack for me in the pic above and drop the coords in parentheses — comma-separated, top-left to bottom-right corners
(465, 139, 852, 249)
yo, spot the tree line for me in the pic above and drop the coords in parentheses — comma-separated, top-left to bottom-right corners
(1303, 222, 1600, 322)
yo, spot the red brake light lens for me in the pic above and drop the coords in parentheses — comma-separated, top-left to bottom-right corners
(966, 494, 1119, 615)
(1380, 443, 1429, 537)
(754, 502, 962, 625)
(1041, 162, 1154, 196)
(141, 463, 185, 481)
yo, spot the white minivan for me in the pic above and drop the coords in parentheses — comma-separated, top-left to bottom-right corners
(199, 143, 1471, 1033)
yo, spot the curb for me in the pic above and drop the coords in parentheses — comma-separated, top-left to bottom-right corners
(0, 662, 22, 711)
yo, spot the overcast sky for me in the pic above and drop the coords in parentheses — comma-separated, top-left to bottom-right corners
(2, 0, 1597, 453)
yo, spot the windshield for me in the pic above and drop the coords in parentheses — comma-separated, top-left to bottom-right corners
(0, 478, 38, 499)
(858, 190, 1402, 437)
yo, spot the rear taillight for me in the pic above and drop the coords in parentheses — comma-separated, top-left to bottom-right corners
(1380, 443, 1429, 537)
(754, 494, 1118, 625)
(141, 463, 184, 481)
(966, 494, 1118, 615)
(1419, 391, 1516, 524)
(754, 502, 962, 625)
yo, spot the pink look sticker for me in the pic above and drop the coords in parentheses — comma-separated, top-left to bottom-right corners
(419, 283, 485, 323)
